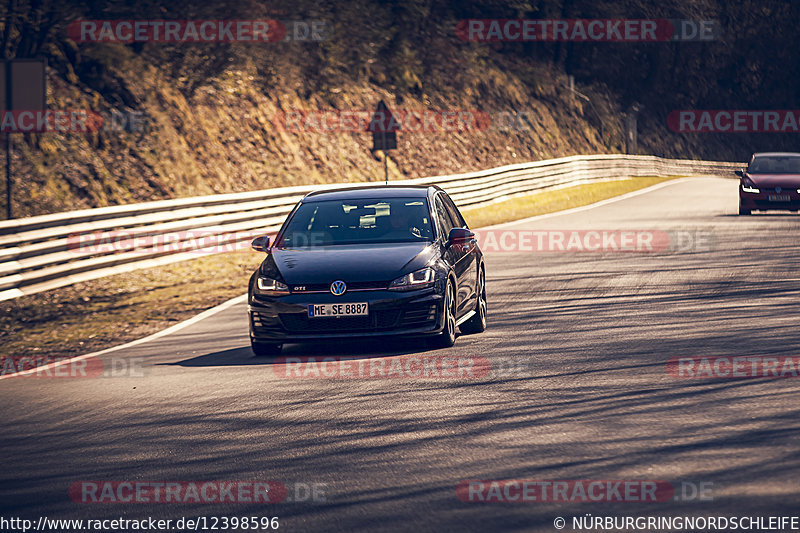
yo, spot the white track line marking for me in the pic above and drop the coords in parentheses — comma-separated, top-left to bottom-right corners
(479, 177, 700, 230)
(0, 293, 247, 380)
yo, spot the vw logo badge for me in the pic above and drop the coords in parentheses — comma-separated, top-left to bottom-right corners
(330, 280, 347, 296)
(776, 186, 782, 193)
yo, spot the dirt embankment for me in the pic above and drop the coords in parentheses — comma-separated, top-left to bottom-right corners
(9, 38, 631, 219)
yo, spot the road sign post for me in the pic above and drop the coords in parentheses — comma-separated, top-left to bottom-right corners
(0, 58, 47, 219)
(369, 100, 399, 185)
(383, 148, 388, 185)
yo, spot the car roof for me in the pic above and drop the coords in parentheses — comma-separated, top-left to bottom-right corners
(302, 185, 441, 203)
(752, 152, 800, 157)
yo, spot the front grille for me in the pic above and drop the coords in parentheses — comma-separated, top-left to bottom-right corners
(400, 303, 437, 327)
(281, 315, 371, 332)
(279, 310, 401, 333)
(376, 310, 402, 328)
(761, 187, 797, 194)
(291, 281, 389, 293)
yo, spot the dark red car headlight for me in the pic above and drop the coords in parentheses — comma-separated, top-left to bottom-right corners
(741, 177, 759, 193)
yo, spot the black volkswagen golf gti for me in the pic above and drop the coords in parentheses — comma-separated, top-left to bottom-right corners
(247, 185, 486, 355)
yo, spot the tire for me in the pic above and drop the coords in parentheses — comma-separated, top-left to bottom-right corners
(251, 340, 282, 356)
(428, 279, 457, 349)
(739, 205, 751, 215)
(460, 266, 486, 334)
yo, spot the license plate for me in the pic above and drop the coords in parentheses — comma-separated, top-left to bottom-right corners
(768, 195, 791, 202)
(308, 302, 368, 318)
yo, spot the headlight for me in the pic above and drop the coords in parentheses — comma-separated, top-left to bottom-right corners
(741, 177, 759, 193)
(389, 267, 435, 291)
(256, 276, 289, 296)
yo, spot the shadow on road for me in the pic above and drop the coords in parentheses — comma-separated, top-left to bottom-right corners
(162, 337, 435, 367)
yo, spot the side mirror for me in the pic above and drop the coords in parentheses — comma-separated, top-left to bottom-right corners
(735, 169, 745, 177)
(447, 227, 475, 246)
(251, 235, 271, 253)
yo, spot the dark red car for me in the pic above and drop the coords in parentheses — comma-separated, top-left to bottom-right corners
(738, 152, 800, 215)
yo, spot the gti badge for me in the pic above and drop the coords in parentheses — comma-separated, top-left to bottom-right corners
(330, 280, 347, 296)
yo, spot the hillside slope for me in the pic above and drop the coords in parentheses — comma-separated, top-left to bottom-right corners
(5, 0, 793, 219)
(10, 47, 626, 217)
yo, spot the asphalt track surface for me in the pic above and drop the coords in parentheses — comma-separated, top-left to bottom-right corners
(3, 177, 800, 532)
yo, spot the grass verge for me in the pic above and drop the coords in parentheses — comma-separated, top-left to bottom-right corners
(1, 176, 681, 361)
(460, 176, 679, 228)
(1, 253, 263, 360)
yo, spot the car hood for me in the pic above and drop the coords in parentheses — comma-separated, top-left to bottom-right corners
(266, 242, 437, 285)
(747, 173, 800, 187)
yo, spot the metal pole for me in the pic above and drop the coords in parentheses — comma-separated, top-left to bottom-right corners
(4, 60, 10, 220)
(5, 134, 9, 219)
(382, 129, 388, 184)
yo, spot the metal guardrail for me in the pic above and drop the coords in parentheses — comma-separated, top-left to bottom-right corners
(0, 154, 740, 301)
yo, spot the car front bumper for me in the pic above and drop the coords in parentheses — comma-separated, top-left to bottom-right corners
(248, 288, 445, 343)
(740, 189, 800, 211)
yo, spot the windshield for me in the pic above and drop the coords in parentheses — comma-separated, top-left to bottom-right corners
(749, 156, 800, 174)
(277, 197, 434, 247)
